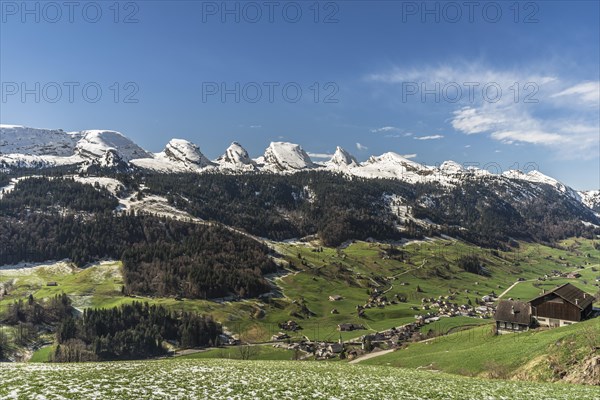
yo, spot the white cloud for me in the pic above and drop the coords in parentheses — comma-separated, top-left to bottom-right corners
(370, 126, 401, 133)
(451, 107, 506, 134)
(368, 62, 599, 159)
(551, 81, 600, 107)
(400, 153, 417, 159)
(249, 125, 262, 129)
(307, 152, 334, 159)
(451, 105, 598, 158)
(464, 144, 471, 148)
(414, 135, 444, 140)
(491, 130, 564, 145)
(367, 63, 557, 94)
(356, 142, 368, 151)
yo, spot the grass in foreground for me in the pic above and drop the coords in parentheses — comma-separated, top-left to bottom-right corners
(1, 359, 599, 400)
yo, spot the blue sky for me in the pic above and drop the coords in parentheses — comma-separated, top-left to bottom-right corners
(1, 0, 598, 189)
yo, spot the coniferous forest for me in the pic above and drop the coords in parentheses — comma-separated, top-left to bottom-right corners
(0, 295, 221, 362)
(54, 302, 221, 361)
(0, 171, 598, 302)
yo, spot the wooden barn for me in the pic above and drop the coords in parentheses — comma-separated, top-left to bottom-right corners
(529, 283, 595, 327)
(494, 300, 532, 333)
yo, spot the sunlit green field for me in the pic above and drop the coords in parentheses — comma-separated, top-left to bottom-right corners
(363, 318, 600, 382)
(2, 359, 599, 400)
(1, 238, 598, 345)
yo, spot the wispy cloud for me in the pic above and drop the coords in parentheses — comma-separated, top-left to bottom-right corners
(356, 142, 368, 151)
(307, 152, 334, 159)
(400, 153, 417, 159)
(370, 126, 401, 133)
(551, 81, 600, 107)
(451, 104, 597, 157)
(414, 135, 444, 140)
(368, 62, 599, 159)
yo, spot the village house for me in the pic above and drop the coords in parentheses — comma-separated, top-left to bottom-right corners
(278, 320, 300, 331)
(327, 343, 343, 354)
(494, 300, 532, 333)
(337, 323, 365, 332)
(271, 332, 290, 341)
(529, 283, 595, 327)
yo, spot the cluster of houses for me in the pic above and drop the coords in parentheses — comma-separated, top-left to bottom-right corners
(273, 320, 426, 360)
(269, 282, 596, 362)
(417, 293, 497, 319)
(494, 283, 596, 333)
(360, 322, 422, 346)
(273, 339, 346, 360)
(353, 290, 406, 318)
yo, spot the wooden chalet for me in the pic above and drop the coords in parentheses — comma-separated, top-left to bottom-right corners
(494, 300, 532, 333)
(529, 283, 595, 327)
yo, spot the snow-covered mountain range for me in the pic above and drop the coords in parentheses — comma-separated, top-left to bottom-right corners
(1, 125, 598, 213)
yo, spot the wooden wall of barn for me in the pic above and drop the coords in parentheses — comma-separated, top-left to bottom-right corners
(531, 299, 581, 322)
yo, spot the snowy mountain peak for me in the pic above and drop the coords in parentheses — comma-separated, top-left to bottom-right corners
(502, 169, 581, 200)
(163, 139, 213, 167)
(0, 125, 81, 156)
(2, 124, 595, 213)
(366, 152, 426, 170)
(76, 130, 151, 162)
(217, 142, 256, 169)
(439, 160, 465, 174)
(260, 142, 314, 171)
(329, 146, 358, 167)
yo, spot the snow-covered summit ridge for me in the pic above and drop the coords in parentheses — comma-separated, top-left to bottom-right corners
(0, 125, 81, 157)
(259, 142, 315, 171)
(163, 139, 214, 167)
(217, 142, 256, 169)
(329, 146, 358, 167)
(76, 130, 151, 161)
(2, 124, 598, 213)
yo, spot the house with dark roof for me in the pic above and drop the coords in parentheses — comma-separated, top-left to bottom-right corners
(529, 283, 595, 328)
(494, 300, 532, 334)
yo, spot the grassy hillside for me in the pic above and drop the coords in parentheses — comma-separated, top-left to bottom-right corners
(1, 359, 599, 399)
(176, 345, 295, 361)
(362, 318, 600, 384)
(2, 237, 598, 345)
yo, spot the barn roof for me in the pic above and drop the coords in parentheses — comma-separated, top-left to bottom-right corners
(530, 283, 595, 310)
(494, 300, 531, 325)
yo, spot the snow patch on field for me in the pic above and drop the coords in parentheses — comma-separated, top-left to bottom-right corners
(0, 359, 598, 399)
(0, 260, 76, 275)
(120, 192, 200, 222)
(66, 175, 126, 198)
